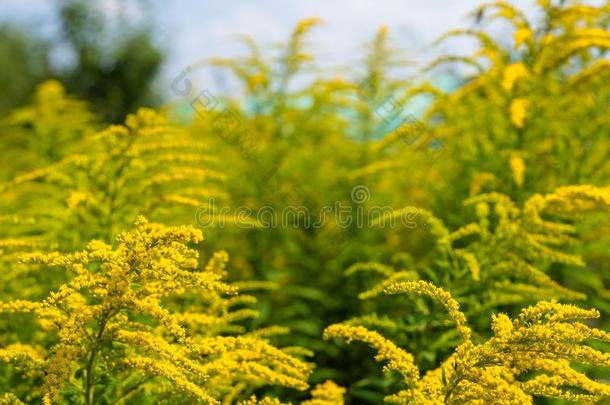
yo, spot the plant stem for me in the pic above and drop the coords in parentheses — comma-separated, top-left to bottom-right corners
(85, 314, 110, 405)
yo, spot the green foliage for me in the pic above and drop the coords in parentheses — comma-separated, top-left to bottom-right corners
(0, 0, 164, 122)
(0, 26, 51, 115)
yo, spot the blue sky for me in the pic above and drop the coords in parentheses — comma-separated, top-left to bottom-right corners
(1, 0, 534, 98)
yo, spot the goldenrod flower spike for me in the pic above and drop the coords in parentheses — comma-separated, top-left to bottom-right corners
(357, 270, 418, 300)
(345, 262, 395, 277)
(238, 396, 286, 405)
(123, 356, 219, 404)
(0, 101, 227, 257)
(0, 218, 310, 403)
(295, 17, 323, 34)
(502, 63, 529, 91)
(509, 98, 529, 128)
(303, 380, 346, 405)
(526, 185, 610, 221)
(384, 281, 472, 343)
(328, 294, 610, 403)
(508, 153, 525, 186)
(0, 392, 27, 405)
(323, 324, 419, 386)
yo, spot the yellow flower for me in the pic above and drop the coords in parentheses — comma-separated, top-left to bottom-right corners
(384, 281, 472, 342)
(510, 98, 529, 128)
(0, 218, 310, 404)
(514, 27, 532, 47)
(328, 281, 610, 404)
(323, 324, 419, 386)
(0, 393, 26, 405)
(502, 63, 529, 91)
(303, 380, 346, 405)
(509, 153, 525, 186)
(295, 17, 323, 34)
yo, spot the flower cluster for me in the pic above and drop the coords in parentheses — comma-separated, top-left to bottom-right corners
(348, 185, 610, 325)
(0, 217, 311, 404)
(0, 102, 226, 254)
(326, 281, 610, 404)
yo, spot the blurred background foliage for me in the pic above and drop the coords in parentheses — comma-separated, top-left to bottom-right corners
(1, 0, 610, 403)
(0, 0, 163, 122)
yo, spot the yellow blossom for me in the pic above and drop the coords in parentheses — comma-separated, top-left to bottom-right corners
(509, 98, 529, 128)
(502, 63, 529, 91)
(514, 27, 532, 46)
(509, 153, 525, 186)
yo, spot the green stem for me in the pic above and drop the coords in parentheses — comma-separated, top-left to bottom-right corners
(111, 376, 154, 405)
(85, 314, 110, 405)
